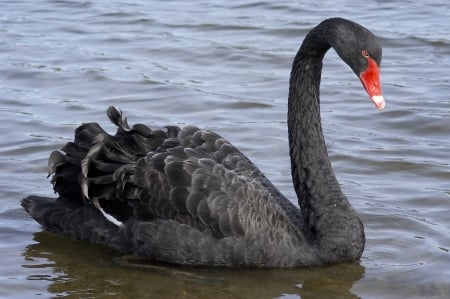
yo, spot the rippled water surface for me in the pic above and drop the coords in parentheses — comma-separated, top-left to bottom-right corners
(1, 0, 449, 298)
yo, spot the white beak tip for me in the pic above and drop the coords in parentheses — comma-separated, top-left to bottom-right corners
(372, 95, 385, 111)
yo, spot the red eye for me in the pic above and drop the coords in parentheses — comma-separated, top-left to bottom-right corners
(361, 50, 369, 58)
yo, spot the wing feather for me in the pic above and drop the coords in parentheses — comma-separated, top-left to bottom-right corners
(48, 106, 286, 239)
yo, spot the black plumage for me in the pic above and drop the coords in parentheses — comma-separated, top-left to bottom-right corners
(22, 18, 385, 267)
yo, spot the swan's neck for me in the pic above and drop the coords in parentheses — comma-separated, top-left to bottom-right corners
(288, 29, 364, 261)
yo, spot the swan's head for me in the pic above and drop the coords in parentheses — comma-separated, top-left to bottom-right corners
(328, 18, 385, 110)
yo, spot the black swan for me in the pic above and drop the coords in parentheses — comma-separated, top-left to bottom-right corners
(22, 18, 385, 268)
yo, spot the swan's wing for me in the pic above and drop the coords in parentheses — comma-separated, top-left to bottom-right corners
(52, 107, 289, 239)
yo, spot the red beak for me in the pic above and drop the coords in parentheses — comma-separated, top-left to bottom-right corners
(360, 57, 385, 110)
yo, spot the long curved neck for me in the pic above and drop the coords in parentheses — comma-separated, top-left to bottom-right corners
(288, 22, 364, 260)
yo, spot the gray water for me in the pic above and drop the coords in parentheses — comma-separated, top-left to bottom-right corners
(1, 0, 449, 298)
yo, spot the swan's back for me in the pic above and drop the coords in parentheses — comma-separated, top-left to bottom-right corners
(24, 106, 308, 267)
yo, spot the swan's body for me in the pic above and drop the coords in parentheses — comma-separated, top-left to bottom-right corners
(22, 18, 384, 268)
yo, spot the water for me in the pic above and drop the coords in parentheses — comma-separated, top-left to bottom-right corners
(1, 0, 449, 298)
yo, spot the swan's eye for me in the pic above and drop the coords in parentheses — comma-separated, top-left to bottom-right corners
(361, 50, 369, 58)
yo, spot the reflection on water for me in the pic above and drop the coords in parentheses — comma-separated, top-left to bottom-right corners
(23, 232, 364, 299)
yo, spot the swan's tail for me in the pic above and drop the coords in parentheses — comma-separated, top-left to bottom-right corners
(21, 195, 128, 251)
(22, 107, 182, 249)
